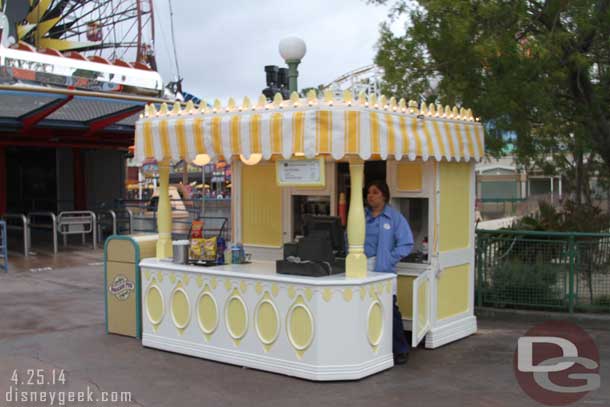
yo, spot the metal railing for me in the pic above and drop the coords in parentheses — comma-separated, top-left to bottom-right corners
(1, 213, 30, 256)
(27, 212, 58, 254)
(116, 208, 134, 235)
(96, 209, 116, 243)
(476, 229, 610, 313)
(57, 211, 97, 250)
(0, 220, 7, 272)
(94, 207, 134, 242)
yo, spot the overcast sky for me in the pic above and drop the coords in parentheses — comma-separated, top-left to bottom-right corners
(152, 0, 401, 101)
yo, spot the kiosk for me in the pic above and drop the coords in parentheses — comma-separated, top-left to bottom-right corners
(133, 91, 484, 380)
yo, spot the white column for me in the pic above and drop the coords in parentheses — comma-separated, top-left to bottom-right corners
(346, 158, 367, 278)
(156, 160, 173, 259)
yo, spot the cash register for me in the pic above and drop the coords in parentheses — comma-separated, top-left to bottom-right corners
(276, 215, 346, 277)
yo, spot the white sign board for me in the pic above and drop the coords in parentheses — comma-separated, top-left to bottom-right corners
(276, 158, 325, 187)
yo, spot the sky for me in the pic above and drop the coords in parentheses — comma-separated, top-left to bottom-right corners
(151, 0, 403, 101)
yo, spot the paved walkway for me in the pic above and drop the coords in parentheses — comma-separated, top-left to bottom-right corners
(0, 250, 608, 407)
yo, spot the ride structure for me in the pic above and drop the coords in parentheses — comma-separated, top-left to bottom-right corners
(0, 0, 162, 97)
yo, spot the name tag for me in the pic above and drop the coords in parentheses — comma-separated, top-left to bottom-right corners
(383, 223, 391, 230)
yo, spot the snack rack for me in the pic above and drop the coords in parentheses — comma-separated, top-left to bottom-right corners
(187, 216, 229, 265)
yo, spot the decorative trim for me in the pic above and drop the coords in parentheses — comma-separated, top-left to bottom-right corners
(139, 258, 394, 287)
(170, 287, 191, 330)
(424, 316, 477, 349)
(254, 298, 280, 346)
(142, 334, 394, 381)
(145, 284, 165, 326)
(286, 302, 314, 351)
(224, 293, 249, 340)
(196, 291, 219, 335)
(438, 249, 473, 270)
(366, 300, 384, 347)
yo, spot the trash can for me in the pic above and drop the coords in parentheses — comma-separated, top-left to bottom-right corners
(104, 234, 158, 338)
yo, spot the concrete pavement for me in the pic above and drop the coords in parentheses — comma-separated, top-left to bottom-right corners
(0, 250, 608, 407)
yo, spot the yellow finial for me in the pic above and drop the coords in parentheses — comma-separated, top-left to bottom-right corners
(199, 100, 207, 113)
(459, 107, 466, 119)
(389, 97, 397, 109)
(227, 98, 236, 111)
(144, 104, 151, 117)
(408, 100, 418, 113)
(256, 95, 266, 109)
(444, 105, 451, 117)
(429, 103, 436, 116)
(323, 90, 333, 104)
(369, 94, 378, 108)
(307, 89, 317, 104)
(437, 105, 444, 116)
(399, 98, 406, 110)
(452, 106, 459, 118)
(172, 101, 182, 115)
(213, 99, 222, 111)
(379, 95, 387, 109)
(159, 103, 168, 115)
(420, 103, 428, 115)
(273, 92, 283, 107)
(242, 96, 251, 109)
(185, 100, 195, 114)
(467, 108, 474, 120)
(358, 91, 367, 106)
(343, 90, 353, 104)
(290, 91, 300, 105)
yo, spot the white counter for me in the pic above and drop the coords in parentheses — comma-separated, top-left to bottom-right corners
(139, 258, 395, 381)
(142, 258, 395, 285)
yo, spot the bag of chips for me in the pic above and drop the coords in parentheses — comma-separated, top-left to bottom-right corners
(190, 238, 205, 260)
(190, 220, 204, 239)
(202, 237, 217, 261)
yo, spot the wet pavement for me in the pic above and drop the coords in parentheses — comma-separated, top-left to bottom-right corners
(0, 248, 608, 407)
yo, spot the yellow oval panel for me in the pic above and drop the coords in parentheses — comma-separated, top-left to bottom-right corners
(146, 285, 164, 325)
(255, 300, 279, 345)
(171, 288, 191, 329)
(225, 296, 248, 339)
(367, 301, 383, 347)
(287, 304, 314, 351)
(197, 292, 218, 334)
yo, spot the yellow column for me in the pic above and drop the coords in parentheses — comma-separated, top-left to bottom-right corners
(346, 159, 367, 278)
(156, 159, 173, 258)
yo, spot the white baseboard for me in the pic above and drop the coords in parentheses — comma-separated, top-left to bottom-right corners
(142, 334, 394, 381)
(424, 316, 477, 349)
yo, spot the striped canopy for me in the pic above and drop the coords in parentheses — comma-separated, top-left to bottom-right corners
(134, 97, 485, 164)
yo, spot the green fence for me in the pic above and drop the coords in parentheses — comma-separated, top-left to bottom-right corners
(476, 229, 610, 313)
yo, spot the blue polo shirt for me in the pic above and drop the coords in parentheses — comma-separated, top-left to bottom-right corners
(365, 205, 414, 273)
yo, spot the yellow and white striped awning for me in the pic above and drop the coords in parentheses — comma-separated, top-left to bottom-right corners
(134, 95, 485, 164)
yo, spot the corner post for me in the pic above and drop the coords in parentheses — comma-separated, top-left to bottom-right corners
(346, 158, 367, 278)
(156, 160, 173, 258)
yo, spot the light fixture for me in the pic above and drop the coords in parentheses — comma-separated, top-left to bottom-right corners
(239, 153, 262, 165)
(193, 154, 211, 166)
(279, 36, 307, 62)
(279, 36, 307, 94)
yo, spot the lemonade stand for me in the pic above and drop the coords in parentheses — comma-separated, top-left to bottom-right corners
(133, 90, 484, 380)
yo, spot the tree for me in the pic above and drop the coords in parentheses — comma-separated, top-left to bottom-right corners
(370, 0, 610, 204)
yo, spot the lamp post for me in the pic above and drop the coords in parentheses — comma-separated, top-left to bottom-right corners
(279, 36, 306, 94)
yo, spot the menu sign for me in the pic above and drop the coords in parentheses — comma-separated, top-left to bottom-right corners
(276, 158, 325, 187)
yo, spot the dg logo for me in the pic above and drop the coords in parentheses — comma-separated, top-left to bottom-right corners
(513, 320, 600, 405)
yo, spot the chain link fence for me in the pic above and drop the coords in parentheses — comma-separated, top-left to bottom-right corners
(476, 229, 610, 313)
